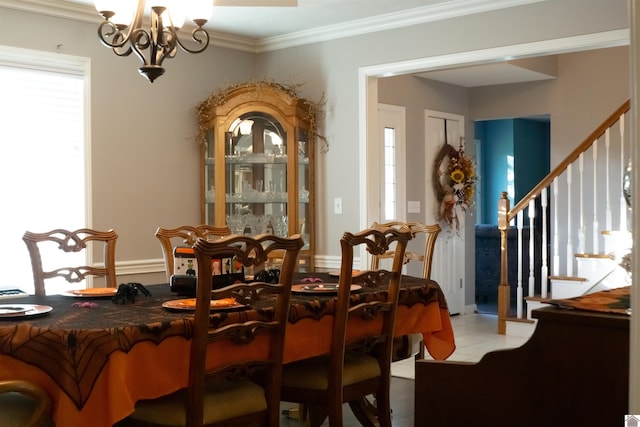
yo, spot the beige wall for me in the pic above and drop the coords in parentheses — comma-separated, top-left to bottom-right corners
(0, 0, 630, 289)
(0, 7, 257, 284)
(255, 0, 629, 265)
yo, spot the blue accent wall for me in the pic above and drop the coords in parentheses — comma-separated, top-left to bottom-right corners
(475, 118, 550, 224)
(476, 119, 514, 224)
(514, 118, 551, 201)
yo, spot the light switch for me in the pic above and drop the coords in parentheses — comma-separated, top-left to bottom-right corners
(408, 200, 420, 213)
(334, 197, 343, 214)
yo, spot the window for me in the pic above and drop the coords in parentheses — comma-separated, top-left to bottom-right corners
(0, 46, 90, 295)
(383, 127, 397, 220)
(506, 155, 515, 201)
(378, 104, 406, 222)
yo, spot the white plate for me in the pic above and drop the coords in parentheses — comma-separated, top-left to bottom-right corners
(0, 304, 53, 319)
(291, 284, 362, 295)
(0, 305, 30, 316)
(62, 288, 117, 298)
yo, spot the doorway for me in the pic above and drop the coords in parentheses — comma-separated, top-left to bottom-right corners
(473, 116, 551, 314)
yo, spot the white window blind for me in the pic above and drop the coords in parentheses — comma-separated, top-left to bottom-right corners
(0, 46, 90, 295)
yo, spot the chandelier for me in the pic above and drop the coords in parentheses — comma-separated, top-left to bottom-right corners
(94, 1, 212, 83)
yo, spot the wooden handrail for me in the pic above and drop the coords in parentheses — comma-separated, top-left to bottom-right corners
(507, 99, 630, 221)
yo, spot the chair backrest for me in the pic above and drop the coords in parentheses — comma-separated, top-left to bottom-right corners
(189, 233, 304, 427)
(22, 228, 118, 296)
(329, 226, 411, 406)
(370, 221, 441, 279)
(0, 380, 53, 427)
(155, 225, 232, 281)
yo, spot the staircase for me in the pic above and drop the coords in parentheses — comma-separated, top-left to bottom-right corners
(496, 100, 632, 335)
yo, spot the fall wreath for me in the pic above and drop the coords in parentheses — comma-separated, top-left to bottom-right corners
(433, 141, 476, 230)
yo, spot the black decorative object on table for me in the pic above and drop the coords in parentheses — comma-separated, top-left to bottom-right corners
(112, 283, 151, 304)
(253, 269, 280, 284)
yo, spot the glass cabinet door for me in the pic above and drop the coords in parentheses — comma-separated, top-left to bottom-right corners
(204, 131, 215, 224)
(224, 113, 289, 237)
(297, 127, 311, 252)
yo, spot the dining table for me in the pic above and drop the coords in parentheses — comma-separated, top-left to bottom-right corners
(0, 272, 455, 427)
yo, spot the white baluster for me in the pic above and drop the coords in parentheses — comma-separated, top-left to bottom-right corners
(517, 210, 524, 319)
(605, 128, 612, 230)
(528, 199, 536, 302)
(619, 114, 627, 232)
(553, 178, 560, 276)
(592, 140, 599, 254)
(578, 153, 585, 254)
(566, 164, 573, 276)
(541, 187, 548, 298)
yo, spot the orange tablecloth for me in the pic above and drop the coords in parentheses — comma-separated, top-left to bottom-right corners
(0, 278, 454, 427)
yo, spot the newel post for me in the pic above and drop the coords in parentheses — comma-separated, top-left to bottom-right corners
(497, 192, 510, 334)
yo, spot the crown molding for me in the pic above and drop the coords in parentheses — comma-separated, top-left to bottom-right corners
(1, 0, 545, 53)
(254, 0, 546, 52)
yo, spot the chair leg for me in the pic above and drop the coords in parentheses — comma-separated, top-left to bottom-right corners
(302, 403, 328, 427)
(348, 397, 379, 427)
(417, 340, 425, 359)
(374, 393, 393, 427)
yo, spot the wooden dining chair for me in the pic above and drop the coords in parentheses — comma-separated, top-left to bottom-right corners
(0, 380, 55, 427)
(370, 221, 441, 280)
(124, 233, 304, 427)
(155, 225, 232, 281)
(280, 225, 411, 427)
(371, 221, 441, 359)
(22, 228, 118, 296)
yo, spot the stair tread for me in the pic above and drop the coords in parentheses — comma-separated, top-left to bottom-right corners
(524, 295, 554, 303)
(574, 253, 614, 259)
(549, 275, 588, 282)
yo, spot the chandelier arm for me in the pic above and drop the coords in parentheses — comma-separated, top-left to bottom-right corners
(96, 1, 145, 50)
(130, 28, 152, 66)
(174, 27, 210, 54)
(158, 29, 179, 64)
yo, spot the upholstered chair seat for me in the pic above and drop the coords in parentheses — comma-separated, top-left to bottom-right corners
(282, 351, 381, 390)
(129, 378, 267, 425)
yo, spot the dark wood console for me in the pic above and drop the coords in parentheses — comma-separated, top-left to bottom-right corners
(415, 307, 629, 426)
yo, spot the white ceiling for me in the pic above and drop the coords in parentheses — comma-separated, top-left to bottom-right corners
(6, 0, 557, 87)
(415, 61, 557, 88)
(72, 0, 463, 39)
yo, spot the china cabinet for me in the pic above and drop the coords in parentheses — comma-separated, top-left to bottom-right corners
(198, 83, 315, 270)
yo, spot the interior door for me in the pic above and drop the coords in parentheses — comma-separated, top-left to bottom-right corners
(425, 110, 465, 315)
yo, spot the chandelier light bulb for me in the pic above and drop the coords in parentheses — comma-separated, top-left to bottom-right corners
(188, 0, 213, 24)
(94, 0, 135, 26)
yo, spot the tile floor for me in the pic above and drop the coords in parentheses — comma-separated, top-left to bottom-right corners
(391, 312, 534, 379)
